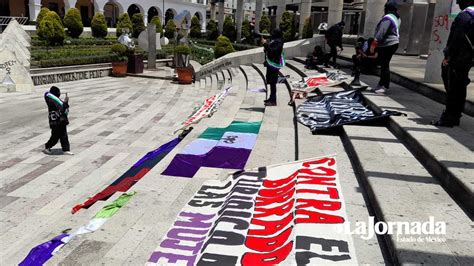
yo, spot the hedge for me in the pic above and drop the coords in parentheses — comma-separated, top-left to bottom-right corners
(32, 55, 115, 68)
(116, 13, 132, 37)
(164, 19, 177, 39)
(37, 11, 65, 46)
(206, 19, 218, 40)
(36, 7, 50, 30)
(131, 13, 145, 38)
(150, 16, 163, 35)
(64, 8, 83, 38)
(214, 35, 235, 58)
(223, 16, 236, 42)
(190, 16, 201, 38)
(91, 13, 108, 38)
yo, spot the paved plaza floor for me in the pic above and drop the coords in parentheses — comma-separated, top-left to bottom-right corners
(0, 63, 472, 264)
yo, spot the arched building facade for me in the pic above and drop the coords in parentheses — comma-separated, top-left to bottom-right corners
(1, 0, 207, 30)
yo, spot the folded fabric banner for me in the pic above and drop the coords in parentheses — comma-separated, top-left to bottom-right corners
(297, 90, 401, 132)
(175, 87, 231, 133)
(20, 192, 136, 265)
(326, 71, 354, 83)
(149, 156, 358, 265)
(162, 121, 261, 178)
(71, 129, 192, 214)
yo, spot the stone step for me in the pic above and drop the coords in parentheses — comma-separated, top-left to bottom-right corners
(342, 124, 473, 264)
(240, 64, 387, 264)
(336, 54, 474, 117)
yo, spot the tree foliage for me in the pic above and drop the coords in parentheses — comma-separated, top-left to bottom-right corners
(302, 17, 314, 39)
(190, 16, 201, 38)
(164, 19, 177, 39)
(36, 7, 50, 30)
(64, 8, 83, 38)
(131, 13, 145, 38)
(91, 13, 108, 38)
(116, 13, 132, 37)
(150, 16, 163, 34)
(206, 19, 218, 40)
(259, 15, 271, 33)
(241, 19, 252, 44)
(223, 16, 236, 42)
(38, 11, 65, 46)
(214, 35, 235, 58)
(280, 11, 296, 42)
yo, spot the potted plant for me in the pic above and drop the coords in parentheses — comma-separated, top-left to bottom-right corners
(110, 43, 128, 77)
(174, 44, 193, 84)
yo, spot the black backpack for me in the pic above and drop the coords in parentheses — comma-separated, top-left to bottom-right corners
(465, 11, 474, 51)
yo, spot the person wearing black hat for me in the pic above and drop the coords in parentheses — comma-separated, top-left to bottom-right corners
(43, 86, 73, 155)
(432, 0, 474, 127)
(325, 21, 345, 67)
(262, 28, 284, 106)
(373, 1, 401, 94)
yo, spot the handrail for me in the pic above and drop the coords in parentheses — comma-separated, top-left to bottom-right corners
(0, 16, 29, 26)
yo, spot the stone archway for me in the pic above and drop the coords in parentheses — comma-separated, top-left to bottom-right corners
(104, 1, 121, 27)
(41, 0, 67, 17)
(147, 6, 160, 23)
(164, 8, 176, 24)
(127, 3, 142, 18)
(75, 0, 94, 26)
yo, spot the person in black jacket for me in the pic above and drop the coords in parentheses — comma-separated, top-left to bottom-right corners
(263, 28, 284, 106)
(43, 86, 73, 155)
(432, 0, 474, 127)
(325, 21, 345, 66)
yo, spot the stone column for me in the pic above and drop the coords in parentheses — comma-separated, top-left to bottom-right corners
(236, 0, 244, 42)
(363, 0, 385, 37)
(275, 0, 286, 27)
(29, 1, 42, 21)
(144, 14, 148, 26)
(424, 0, 455, 83)
(298, 0, 312, 39)
(254, 0, 263, 33)
(218, 0, 225, 34)
(148, 24, 157, 69)
(328, 0, 343, 27)
(210, 2, 216, 21)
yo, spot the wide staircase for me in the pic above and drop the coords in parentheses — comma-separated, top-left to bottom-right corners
(1, 52, 472, 264)
(193, 58, 473, 264)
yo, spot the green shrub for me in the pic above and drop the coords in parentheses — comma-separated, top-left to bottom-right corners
(302, 17, 313, 39)
(241, 19, 252, 44)
(38, 11, 65, 46)
(36, 7, 50, 30)
(91, 13, 108, 38)
(206, 19, 218, 40)
(223, 16, 236, 42)
(150, 16, 163, 34)
(190, 16, 201, 39)
(33, 55, 115, 68)
(131, 13, 145, 38)
(116, 13, 132, 37)
(280, 11, 296, 42)
(259, 15, 271, 33)
(164, 19, 176, 39)
(63, 8, 83, 38)
(110, 43, 128, 62)
(174, 44, 191, 55)
(214, 35, 234, 58)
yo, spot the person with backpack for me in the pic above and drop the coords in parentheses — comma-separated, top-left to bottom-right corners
(43, 86, 73, 155)
(432, 0, 474, 127)
(373, 1, 401, 94)
(262, 28, 285, 107)
(325, 21, 345, 67)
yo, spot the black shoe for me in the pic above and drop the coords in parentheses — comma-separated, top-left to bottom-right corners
(431, 119, 460, 127)
(264, 101, 277, 106)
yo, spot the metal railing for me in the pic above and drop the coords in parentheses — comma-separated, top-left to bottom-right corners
(0, 16, 29, 26)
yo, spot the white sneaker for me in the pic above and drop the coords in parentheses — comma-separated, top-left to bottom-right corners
(63, 151, 74, 155)
(374, 87, 386, 94)
(42, 148, 52, 155)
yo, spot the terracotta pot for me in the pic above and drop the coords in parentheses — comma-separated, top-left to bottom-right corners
(176, 67, 193, 84)
(111, 61, 127, 77)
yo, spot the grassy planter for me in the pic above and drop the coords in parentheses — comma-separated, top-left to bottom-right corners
(112, 61, 127, 77)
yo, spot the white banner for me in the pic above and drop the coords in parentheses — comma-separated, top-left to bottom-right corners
(148, 156, 358, 265)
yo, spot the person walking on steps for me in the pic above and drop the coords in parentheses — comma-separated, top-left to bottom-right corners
(43, 86, 73, 155)
(263, 28, 285, 107)
(432, 0, 474, 127)
(325, 21, 345, 67)
(373, 1, 401, 94)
